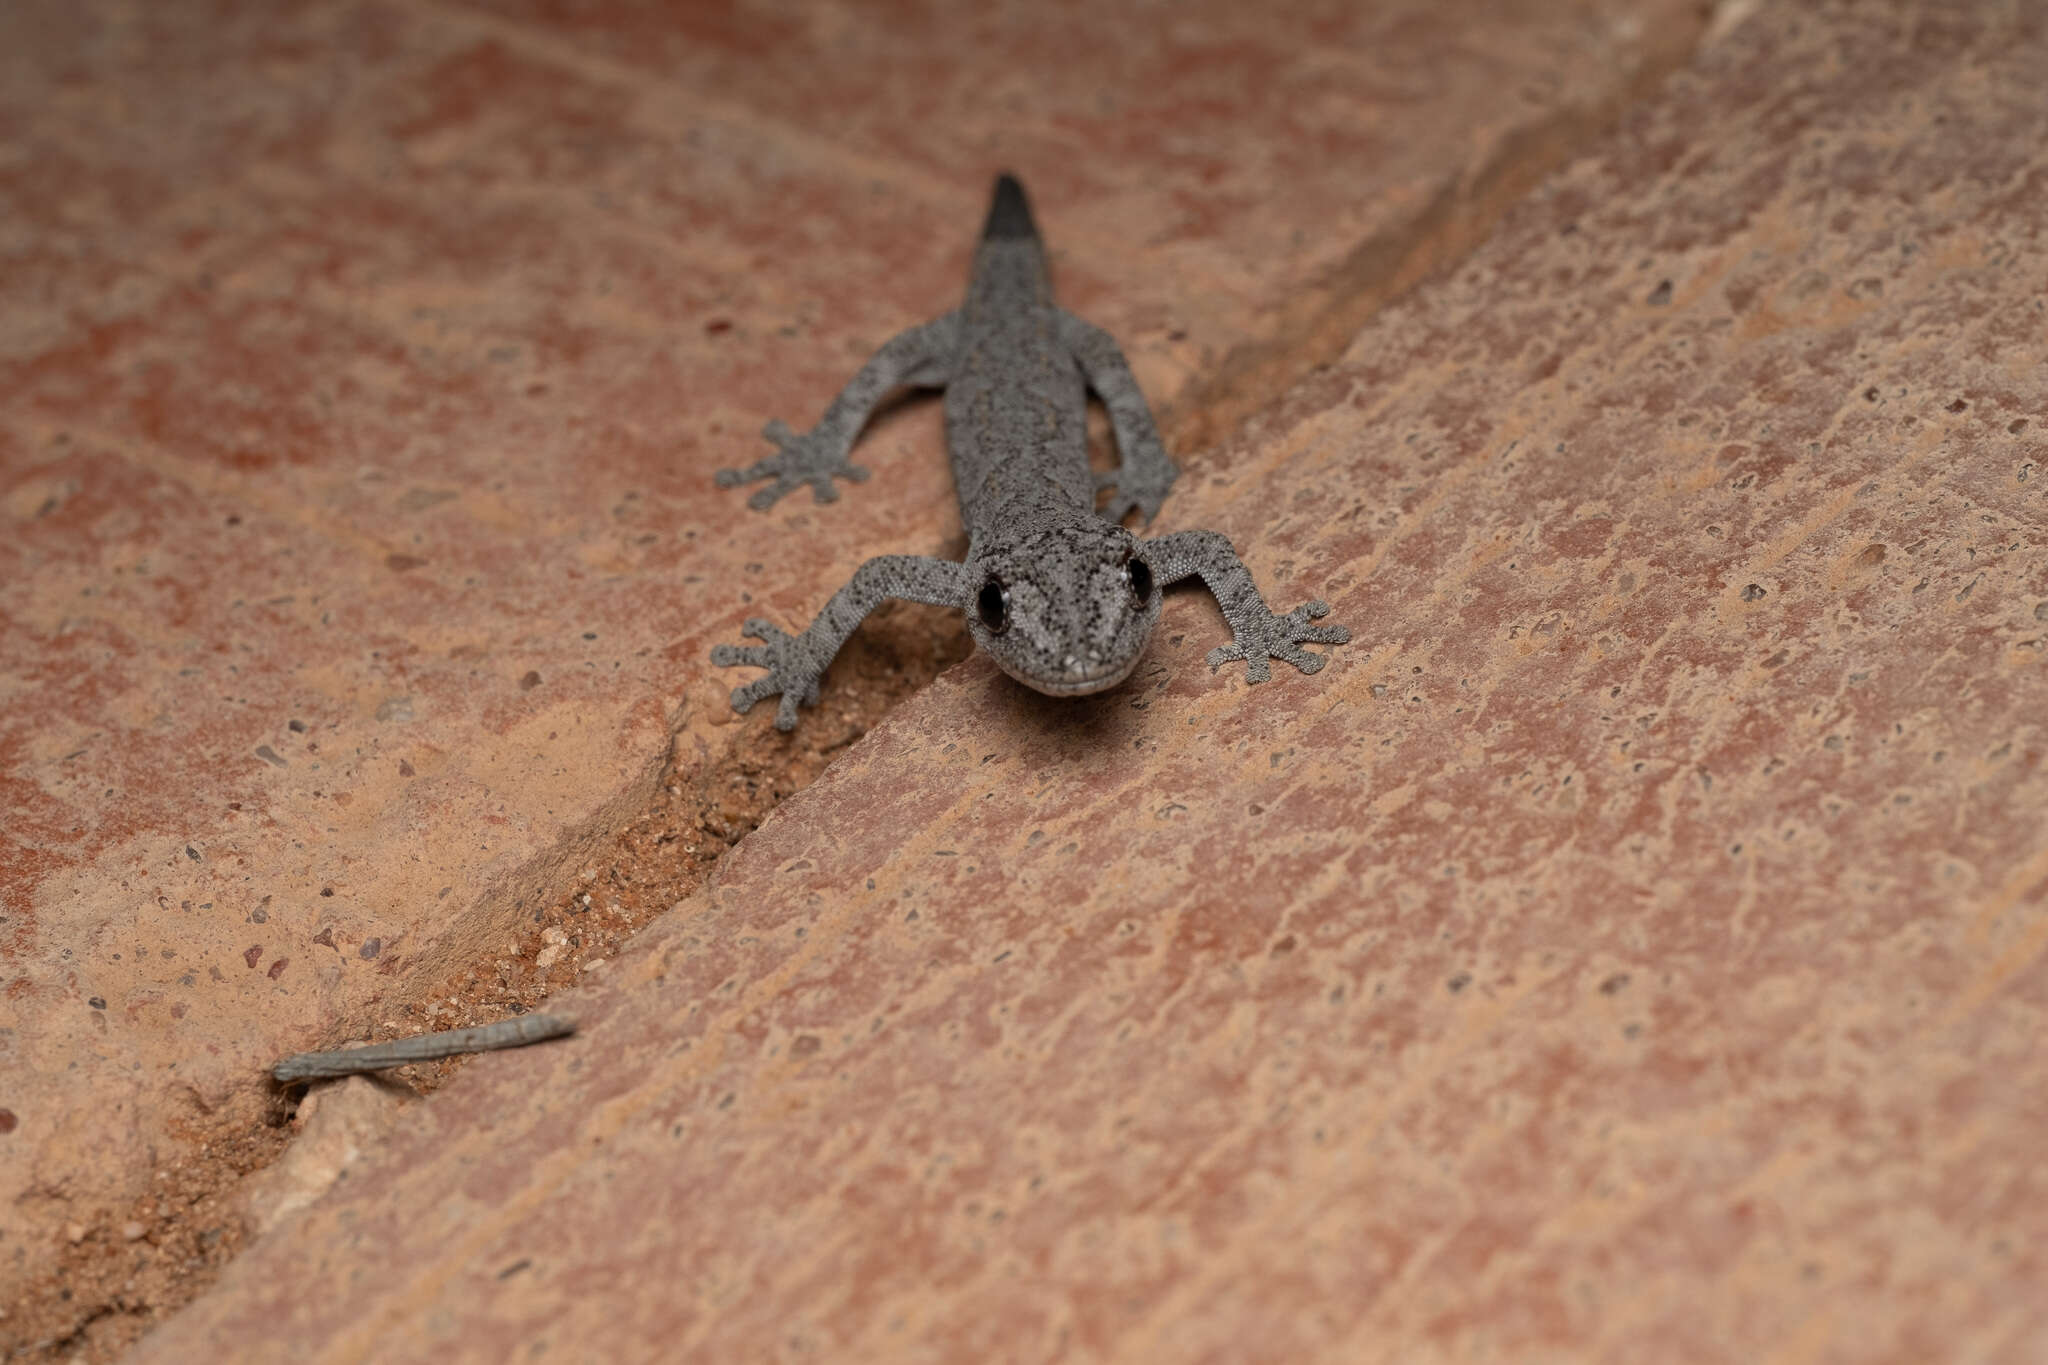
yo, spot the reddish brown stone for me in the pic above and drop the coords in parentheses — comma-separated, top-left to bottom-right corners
(125, 3, 2048, 1362)
(0, 0, 1708, 1330)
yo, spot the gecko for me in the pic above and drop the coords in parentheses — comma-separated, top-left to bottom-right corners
(712, 174, 1349, 731)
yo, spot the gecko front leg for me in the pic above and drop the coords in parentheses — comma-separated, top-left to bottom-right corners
(1146, 529, 1350, 682)
(711, 556, 971, 730)
(717, 312, 960, 511)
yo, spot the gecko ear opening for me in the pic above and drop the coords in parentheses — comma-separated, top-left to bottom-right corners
(977, 577, 1011, 635)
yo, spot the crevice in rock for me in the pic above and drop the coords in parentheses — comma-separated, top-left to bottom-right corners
(1166, 9, 1716, 457)
(4, 604, 968, 1363)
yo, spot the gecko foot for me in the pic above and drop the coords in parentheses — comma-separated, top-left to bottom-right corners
(710, 616, 824, 731)
(1206, 600, 1351, 684)
(715, 419, 871, 511)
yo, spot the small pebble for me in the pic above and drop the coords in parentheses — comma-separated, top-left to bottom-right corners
(123, 1221, 147, 1241)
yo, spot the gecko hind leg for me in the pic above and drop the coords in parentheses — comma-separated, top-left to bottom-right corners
(714, 312, 961, 513)
(1093, 464, 1177, 527)
(715, 420, 873, 511)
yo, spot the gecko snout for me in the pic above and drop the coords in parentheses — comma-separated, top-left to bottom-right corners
(1023, 648, 1145, 697)
(1058, 650, 1118, 683)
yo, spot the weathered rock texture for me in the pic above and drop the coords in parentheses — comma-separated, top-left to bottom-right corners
(125, 1, 2048, 1361)
(0, 0, 1707, 1328)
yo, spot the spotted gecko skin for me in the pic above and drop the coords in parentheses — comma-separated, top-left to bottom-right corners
(712, 175, 1349, 731)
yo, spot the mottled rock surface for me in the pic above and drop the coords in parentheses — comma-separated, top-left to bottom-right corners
(0, 0, 1706, 1332)
(126, 2, 2048, 1362)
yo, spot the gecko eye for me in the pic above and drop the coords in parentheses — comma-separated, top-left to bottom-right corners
(1123, 556, 1154, 607)
(976, 577, 1011, 635)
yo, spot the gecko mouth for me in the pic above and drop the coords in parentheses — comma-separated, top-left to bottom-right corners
(1011, 652, 1145, 698)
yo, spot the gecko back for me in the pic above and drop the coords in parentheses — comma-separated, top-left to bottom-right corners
(944, 175, 1096, 537)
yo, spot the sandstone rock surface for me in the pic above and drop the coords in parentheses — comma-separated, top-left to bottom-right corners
(0, 0, 1706, 1336)
(126, 2, 2048, 1361)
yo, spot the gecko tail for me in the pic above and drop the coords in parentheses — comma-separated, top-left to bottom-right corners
(982, 173, 1039, 241)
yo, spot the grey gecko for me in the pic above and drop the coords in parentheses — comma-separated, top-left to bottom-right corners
(713, 174, 1349, 730)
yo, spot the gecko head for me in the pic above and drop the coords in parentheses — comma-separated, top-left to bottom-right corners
(965, 521, 1162, 697)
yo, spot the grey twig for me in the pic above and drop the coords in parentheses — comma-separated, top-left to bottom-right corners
(272, 1014, 576, 1083)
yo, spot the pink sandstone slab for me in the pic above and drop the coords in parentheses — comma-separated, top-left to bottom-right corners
(0, 0, 1707, 1328)
(126, 2, 2048, 1361)
(436, 0, 1711, 445)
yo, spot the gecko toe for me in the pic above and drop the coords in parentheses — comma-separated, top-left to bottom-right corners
(736, 675, 786, 707)
(726, 457, 782, 485)
(774, 694, 802, 731)
(712, 644, 770, 668)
